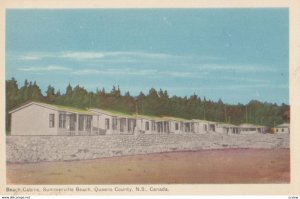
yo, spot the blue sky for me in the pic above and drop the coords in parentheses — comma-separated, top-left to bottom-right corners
(6, 9, 289, 104)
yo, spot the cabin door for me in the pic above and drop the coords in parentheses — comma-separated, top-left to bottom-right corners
(209, 124, 215, 132)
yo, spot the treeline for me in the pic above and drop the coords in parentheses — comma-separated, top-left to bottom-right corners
(6, 78, 290, 132)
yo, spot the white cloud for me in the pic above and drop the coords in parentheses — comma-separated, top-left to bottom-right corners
(17, 65, 71, 72)
(12, 51, 179, 62)
(166, 84, 277, 92)
(195, 64, 278, 73)
(160, 71, 194, 78)
(217, 76, 269, 83)
(71, 68, 156, 76)
(11, 51, 282, 75)
(62, 51, 175, 61)
(116, 51, 172, 59)
(15, 52, 57, 61)
(61, 52, 105, 60)
(71, 67, 197, 78)
(18, 55, 42, 61)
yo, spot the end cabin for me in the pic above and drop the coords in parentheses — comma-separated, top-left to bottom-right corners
(9, 101, 95, 136)
(274, 123, 290, 134)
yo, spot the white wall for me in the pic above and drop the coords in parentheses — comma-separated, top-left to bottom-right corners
(215, 126, 225, 134)
(276, 127, 289, 134)
(136, 118, 152, 134)
(11, 104, 58, 135)
(101, 114, 114, 134)
(169, 121, 181, 134)
(194, 122, 209, 134)
(239, 129, 258, 134)
(143, 119, 152, 134)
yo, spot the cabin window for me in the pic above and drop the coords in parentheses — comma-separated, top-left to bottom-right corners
(204, 124, 207, 131)
(164, 122, 169, 133)
(209, 124, 215, 132)
(127, 119, 136, 132)
(112, 117, 117, 130)
(151, 121, 156, 131)
(180, 122, 184, 131)
(184, 123, 190, 132)
(175, 123, 179, 130)
(157, 122, 162, 133)
(69, 114, 76, 131)
(145, 121, 149, 131)
(78, 115, 85, 131)
(128, 119, 132, 131)
(281, 128, 284, 132)
(120, 118, 126, 132)
(105, 118, 110, 129)
(191, 123, 195, 133)
(86, 116, 92, 131)
(59, 113, 67, 128)
(49, 114, 55, 128)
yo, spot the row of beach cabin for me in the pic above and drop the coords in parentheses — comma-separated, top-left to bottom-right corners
(9, 102, 290, 136)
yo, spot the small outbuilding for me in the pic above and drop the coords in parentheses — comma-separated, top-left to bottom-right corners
(274, 123, 290, 134)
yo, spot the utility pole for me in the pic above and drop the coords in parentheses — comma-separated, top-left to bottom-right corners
(135, 101, 138, 115)
(249, 106, 251, 123)
(224, 105, 227, 123)
(203, 101, 206, 120)
(134, 96, 139, 115)
(245, 106, 248, 123)
(134, 96, 139, 135)
(89, 94, 92, 108)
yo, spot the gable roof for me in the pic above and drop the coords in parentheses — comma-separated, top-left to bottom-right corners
(217, 123, 238, 128)
(9, 101, 93, 115)
(136, 114, 164, 121)
(239, 123, 258, 128)
(89, 108, 135, 118)
(276, 123, 290, 128)
(192, 119, 215, 123)
(90, 108, 174, 121)
(162, 116, 188, 122)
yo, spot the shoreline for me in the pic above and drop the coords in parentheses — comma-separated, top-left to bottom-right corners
(6, 147, 290, 165)
(7, 148, 290, 184)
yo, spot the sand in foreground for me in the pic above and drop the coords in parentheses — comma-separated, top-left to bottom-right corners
(7, 148, 290, 184)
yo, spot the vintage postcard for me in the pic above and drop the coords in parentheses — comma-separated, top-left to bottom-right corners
(0, 0, 300, 196)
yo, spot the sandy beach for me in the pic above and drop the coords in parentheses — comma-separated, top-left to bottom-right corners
(7, 148, 289, 184)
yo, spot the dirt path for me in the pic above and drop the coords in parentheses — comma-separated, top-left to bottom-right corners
(7, 148, 290, 184)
